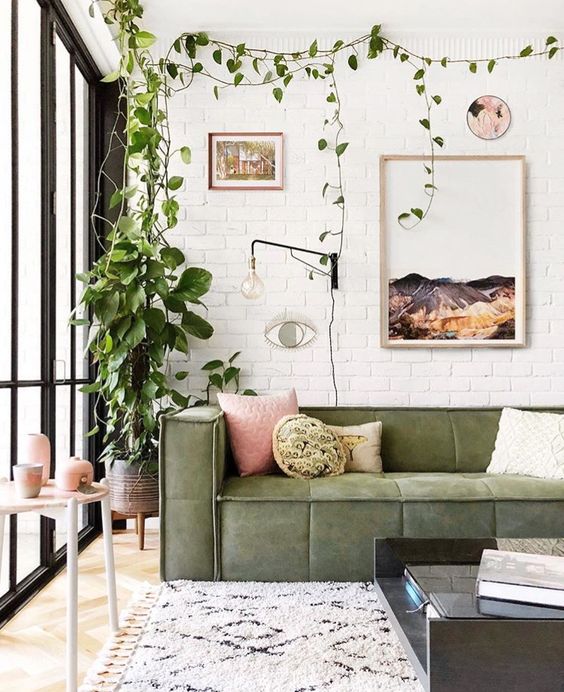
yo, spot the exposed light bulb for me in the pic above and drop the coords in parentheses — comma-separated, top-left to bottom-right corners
(241, 256, 264, 299)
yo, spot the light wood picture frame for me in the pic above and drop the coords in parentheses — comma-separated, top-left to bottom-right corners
(380, 155, 526, 348)
(208, 132, 284, 190)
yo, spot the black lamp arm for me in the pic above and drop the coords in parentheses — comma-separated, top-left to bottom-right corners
(250, 238, 339, 290)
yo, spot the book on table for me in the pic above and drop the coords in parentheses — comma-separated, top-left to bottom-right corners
(476, 549, 564, 609)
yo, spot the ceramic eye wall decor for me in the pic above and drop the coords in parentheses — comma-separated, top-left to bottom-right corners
(467, 95, 511, 140)
(264, 313, 317, 350)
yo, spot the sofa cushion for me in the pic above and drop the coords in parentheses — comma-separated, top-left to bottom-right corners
(220, 474, 310, 500)
(385, 472, 493, 500)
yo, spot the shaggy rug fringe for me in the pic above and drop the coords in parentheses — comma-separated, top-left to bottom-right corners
(79, 583, 161, 692)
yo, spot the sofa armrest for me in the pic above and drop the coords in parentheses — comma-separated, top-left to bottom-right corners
(159, 406, 226, 581)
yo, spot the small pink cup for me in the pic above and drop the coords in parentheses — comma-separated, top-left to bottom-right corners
(13, 464, 44, 499)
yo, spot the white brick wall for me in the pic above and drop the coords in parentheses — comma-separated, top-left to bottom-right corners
(160, 31, 564, 407)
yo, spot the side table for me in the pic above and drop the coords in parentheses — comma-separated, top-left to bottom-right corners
(0, 478, 119, 692)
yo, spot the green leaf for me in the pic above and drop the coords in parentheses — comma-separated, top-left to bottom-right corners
(144, 307, 166, 333)
(208, 373, 223, 389)
(160, 246, 185, 269)
(168, 176, 183, 191)
(109, 189, 123, 209)
(171, 390, 189, 408)
(432, 94, 442, 105)
(398, 212, 411, 222)
(322, 182, 329, 197)
(85, 425, 99, 438)
(242, 389, 257, 396)
(424, 57, 432, 66)
(425, 183, 437, 190)
(76, 272, 90, 283)
(135, 31, 156, 48)
(183, 311, 214, 340)
(202, 359, 224, 371)
(101, 70, 120, 83)
(213, 49, 222, 64)
(469, 62, 477, 73)
(326, 92, 336, 103)
(319, 254, 329, 266)
(273, 87, 283, 103)
(546, 36, 558, 45)
(166, 62, 178, 79)
(413, 68, 425, 80)
(400, 53, 409, 62)
(419, 118, 430, 130)
(180, 146, 192, 164)
(416, 84, 425, 96)
(229, 351, 241, 363)
(176, 267, 212, 301)
(433, 136, 444, 147)
(333, 195, 344, 206)
(236, 42, 246, 56)
(80, 382, 101, 394)
(319, 231, 330, 242)
(335, 142, 349, 156)
(213, 85, 220, 100)
(348, 54, 358, 70)
(440, 57, 448, 67)
(371, 24, 381, 37)
(234, 72, 244, 86)
(223, 366, 240, 384)
(70, 318, 89, 326)
(424, 165, 432, 174)
(125, 318, 146, 348)
(487, 59, 496, 73)
(549, 46, 559, 59)
(309, 39, 318, 58)
(196, 32, 209, 46)
(252, 57, 261, 74)
(520, 45, 533, 57)
(192, 62, 204, 73)
(175, 371, 189, 380)
(134, 107, 151, 125)
(411, 207, 424, 220)
(96, 292, 119, 326)
(318, 138, 328, 151)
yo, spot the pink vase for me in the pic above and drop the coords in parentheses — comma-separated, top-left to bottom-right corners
(55, 456, 94, 491)
(25, 433, 51, 486)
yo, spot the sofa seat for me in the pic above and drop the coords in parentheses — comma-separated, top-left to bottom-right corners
(217, 472, 564, 581)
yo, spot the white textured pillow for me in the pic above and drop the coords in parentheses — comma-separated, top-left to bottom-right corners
(487, 408, 564, 480)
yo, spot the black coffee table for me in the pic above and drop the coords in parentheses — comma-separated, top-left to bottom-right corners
(373, 538, 564, 692)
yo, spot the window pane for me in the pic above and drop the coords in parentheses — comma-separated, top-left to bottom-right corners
(0, 390, 10, 480)
(17, 0, 42, 380)
(74, 70, 90, 380)
(75, 386, 91, 530)
(16, 387, 42, 583)
(56, 38, 72, 379)
(0, 0, 12, 381)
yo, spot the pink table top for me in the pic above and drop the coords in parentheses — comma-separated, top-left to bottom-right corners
(0, 480, 108, 513)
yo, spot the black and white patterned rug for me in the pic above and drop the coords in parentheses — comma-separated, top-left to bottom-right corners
(84, 581, 422, 691)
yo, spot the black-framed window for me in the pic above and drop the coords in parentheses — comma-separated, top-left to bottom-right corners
(0, 0, 110, 625)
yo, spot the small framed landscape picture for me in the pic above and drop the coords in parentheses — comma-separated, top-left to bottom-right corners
(380, 155, 526, 348)
(208, 132, 284, 190)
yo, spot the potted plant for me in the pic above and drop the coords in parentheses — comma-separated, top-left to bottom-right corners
(74, 3, 214, 519)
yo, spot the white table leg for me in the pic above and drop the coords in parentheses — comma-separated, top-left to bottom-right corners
(66, 497, 78, 692)
(101, 478, 119, 632)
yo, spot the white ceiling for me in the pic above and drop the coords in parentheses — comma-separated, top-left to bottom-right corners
(142, 0, 564, 35)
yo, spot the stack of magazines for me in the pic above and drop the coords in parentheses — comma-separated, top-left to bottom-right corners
(476, 549, 564, 611)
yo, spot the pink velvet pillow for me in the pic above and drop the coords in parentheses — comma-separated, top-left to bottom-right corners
(217, 389, 298, 476)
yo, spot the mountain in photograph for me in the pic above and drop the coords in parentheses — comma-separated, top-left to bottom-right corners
(388, 273, 515, 341)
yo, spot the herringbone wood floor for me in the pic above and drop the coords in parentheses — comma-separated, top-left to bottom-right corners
(0, 529, 160, 692)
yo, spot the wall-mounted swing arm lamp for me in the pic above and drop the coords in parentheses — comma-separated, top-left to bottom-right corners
(240, 238, 339, 299)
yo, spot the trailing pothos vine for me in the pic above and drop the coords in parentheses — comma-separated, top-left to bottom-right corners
(88, 1, 561, 418)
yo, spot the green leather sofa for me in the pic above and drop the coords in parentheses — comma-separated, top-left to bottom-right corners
(160, 406, 564, 582)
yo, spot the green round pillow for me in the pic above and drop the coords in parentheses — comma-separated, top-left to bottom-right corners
(272, 414, 346, 479)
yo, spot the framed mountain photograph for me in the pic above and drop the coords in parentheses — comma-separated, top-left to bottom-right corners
(208, 132, 284, 190)
(380, 155, 525, 347)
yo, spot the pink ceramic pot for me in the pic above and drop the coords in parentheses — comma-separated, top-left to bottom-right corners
(55, 456, 94, 491)
(13, 464, 44, 499)
(25, 433, 51, 486)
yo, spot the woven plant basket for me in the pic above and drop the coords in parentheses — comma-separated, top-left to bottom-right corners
(106, 460, 159, 515)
